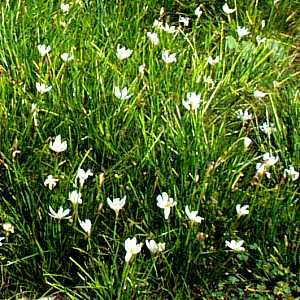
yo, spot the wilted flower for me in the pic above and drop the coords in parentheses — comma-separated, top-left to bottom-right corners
(79, 219, 92, 236)
(147, 32, 159, 45)
(254, 89, 267, 98)
(31, 103, 39, 127)
(157, 192, 177, 219)
(182, 92, 201, 111)
(69, 190, 82, 205)
(185, 206, 204, 223)
(236, 109, 252, 122)
(195, 6, 202, 18)
(60, 3, 70, 13)
(107, 196, 126, 215)
(223, 3, 236, 14)
(61, 52, 74, 62)
(36, 82, 52, 93)
(2, 223, 14, 233)
(236, 204, 249, 218)
(48, 205, 71, 220)
(237, 26, 250, 38)
(116, 45, 132, 60)
(113, 86, 132, 100)
(243, 137, 252, 149)
(49, 135, 67, 153)
(162, 50, 176, 64)
(259, 122, 276, 135)
(124, 237, 142, 262)
(225, 240, 245, 251)
(179, 16, 189, 26)
(44, 175, 59, 190)
(146, 239, 165, 254)
(262, 152, 279, 167)
(283, 166, 299, 181)
(207, 56, 220, 65)
(37, 44, 51, 56)
(76, 168, 93, 187)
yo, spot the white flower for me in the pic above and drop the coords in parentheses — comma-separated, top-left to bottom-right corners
(146, 239, 165, 254)
(182, 92, 201, 111)
(236, 204, 249, 218)
(37, 44, 51, 56)
(147, 32, 159, 45)
(116, 45, 132, 60)
(259, 122, 276, 135)
(243, 137, 252, 149)
(261, 20, 266, 29)
(36, 82, 52, 93)
(162, 50, 176, 64)
(60, 3, 70, 13)
(124, 237, 142, 262)
(68, 190, 82, 205)
(162, 23, 177, 34)
(207, 56, 220, 65)
(256, 35, 267, 45)
(48, 205, 71, 220)
(49, 135, 67, 153)
(44, 175, 59, 190)
(107, 196, 126, 215)
(185, 206, 204, 223)
(179, 16, 189, 27)
(113, 86, 132, 100)
(284, 166, 299, 181)
(237, 26, 250, 38)
(139, 64, 145, 74)
(31, 103, 39, 127)
(225, 240, 245, 251)
(254, 89, 267, 98)
(262, 152, 279, 167)
(236, 109, 252, 122)
(0, 237, 5, 246)
(256, 162, 271, 178)
(79, 219, 92, 236)
(157, 192, 177, 219)
(61, 52, 74, 62)
(153, 19, 163, 29)
(76, 168, 93, 187)
(195, 6, 202, 18)
(223, 3, 236, 14)
(159, 7, 165, 17)
(2, 223, 14, 233)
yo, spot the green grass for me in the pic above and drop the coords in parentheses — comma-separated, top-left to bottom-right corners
(0, 0, 299, 299)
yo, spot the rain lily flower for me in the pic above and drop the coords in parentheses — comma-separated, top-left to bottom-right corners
(185, 206, 204, 223)
(107, 196, 126, 216)
(61, 52, 74, 62)
(48, 205, 71, 220)
(182, 92, 201, 111)
(116, 45, 132, 60)
(254, 89, 267, 98)
(157, 192, 177, 219)
(195, 6, 202, 18)
(207, 56, 220, 65)
(236, 204, 249, 218)
(124, 237, 142, 262)
(36, 82, 52, 93)
(37, 44, 51, 56)
(162, 23, 177, 34)
(60, 3, 70, 13)
(225, 240, 245, 251)
(0, 237, 4, 246)
(139, 64, 145, 74)
(147, 32, 159, 45)
(76, 168, 93, 187)
(256, 162, 271, 178)
(223, 3, 236, 14)
(243, 137, 252, 149)
(44, 175, 59, 190)
(153, 19, 163, 29)
(236, 109, 252, 122)
(113, 86, 132, 100)
(146, 239, 165, 254)
(2, 223, 14, 233)
(284, 166, 299, 181)
(179, 16, 189, 26)
(79, 219, 92, 236)
(68, 190, 82, 205)
(49, 135, 67, 153)
(237, 26, 250, 38)
(259, 122, 276, 135)
(162, 50, 176, 64)
(262, 152, 279, 167)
